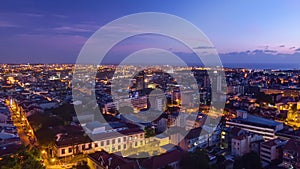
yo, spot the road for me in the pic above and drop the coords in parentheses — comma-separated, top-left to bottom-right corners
(6, 99, 38, 147)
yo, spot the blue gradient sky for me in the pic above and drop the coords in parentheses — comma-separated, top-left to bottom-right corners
(1, 0, 300, 66)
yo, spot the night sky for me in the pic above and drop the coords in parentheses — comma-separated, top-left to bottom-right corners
(1, 0, 300, 67)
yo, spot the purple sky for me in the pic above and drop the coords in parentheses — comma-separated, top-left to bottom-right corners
(1, 0, 300, 67)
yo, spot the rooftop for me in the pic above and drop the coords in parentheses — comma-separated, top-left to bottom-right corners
(88, 151, 138, 169)
(140, 149, 185, 169)
(86, 121, 106, 131)
(283, 139, 300, 153)
(261, 138, 287, 148)
(276, 128, 300, 140)
(91, 128, 144, 141)
(231, 114, 282, 129)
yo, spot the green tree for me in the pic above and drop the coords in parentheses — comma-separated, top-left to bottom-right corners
(181, 149, 210, 169)
(144, 126, 155, 138)
(162, 165, 174, 169)
(0, 146, 45, 169)
(215, 155, 226, 169)
(74, 161, 90, 169)
(233, 152, 262, 169)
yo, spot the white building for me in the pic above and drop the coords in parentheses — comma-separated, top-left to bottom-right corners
(226, 110, 283, 140)
(231, 134, 251, 157)
(260, 138, 287, 164)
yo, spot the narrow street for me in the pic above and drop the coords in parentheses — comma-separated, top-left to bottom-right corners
(6, 99, 38, 147)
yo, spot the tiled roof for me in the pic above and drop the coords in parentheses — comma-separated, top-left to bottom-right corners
(140, 149, 185, 169)
(88, 151, 139, 169)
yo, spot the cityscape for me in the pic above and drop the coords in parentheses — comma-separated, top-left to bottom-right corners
(1, 1, 300, 169)
(1, 64, 300, 169)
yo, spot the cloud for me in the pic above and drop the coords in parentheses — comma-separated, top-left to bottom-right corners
(54, 26, 93, 33)
(295, 48, 300, 52)
(223, 49, 278, 56)
(264, 45, 269, 50)
(22, 13, 44, 18)
(53, 23, 100, 33)
(0, 33, 88, 64)
(279, 45, 285, 48)
(0, 21, 19, 28)
(193, 46, 215, 49)
(52, 14, 67, 18)
(219, 49, 300, 66)
(289, 46, 296, 50)
(264, 49, 277, 53)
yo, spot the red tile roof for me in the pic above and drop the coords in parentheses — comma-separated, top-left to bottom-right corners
(88, 151, 139, 169)
(140, 150, 185, 169)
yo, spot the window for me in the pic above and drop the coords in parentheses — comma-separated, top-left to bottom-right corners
(101, 141, 104, 146)
(68, 148, 72, 153)
(118, 145, 121, 150)
(118, 138, 121, 143)
(135, 142, 138, 146)
(123, 144, 126, 149)
(123, 137, 127, 142)
(95, 143, 98, 147)
(140, 134, 143, 138)
(61, 149, 65, 155)
(106, 140, 110, 145)
(82, 145, 85, 150)
(112, 139, 115, 144)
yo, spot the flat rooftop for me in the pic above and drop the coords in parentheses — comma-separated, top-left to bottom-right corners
(231, 114, 282, 129)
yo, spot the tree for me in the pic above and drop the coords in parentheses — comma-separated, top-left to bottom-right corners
(256, 92, 273, 105)
(73, 161, 90, 169)
(233, 152, 262, 169)
(0, 146, 45, 169)
(181, 149, 210, 169)
(144, 126, 155, 138)
(162, 165, 174, 169)
(216, 155, 226, 169)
